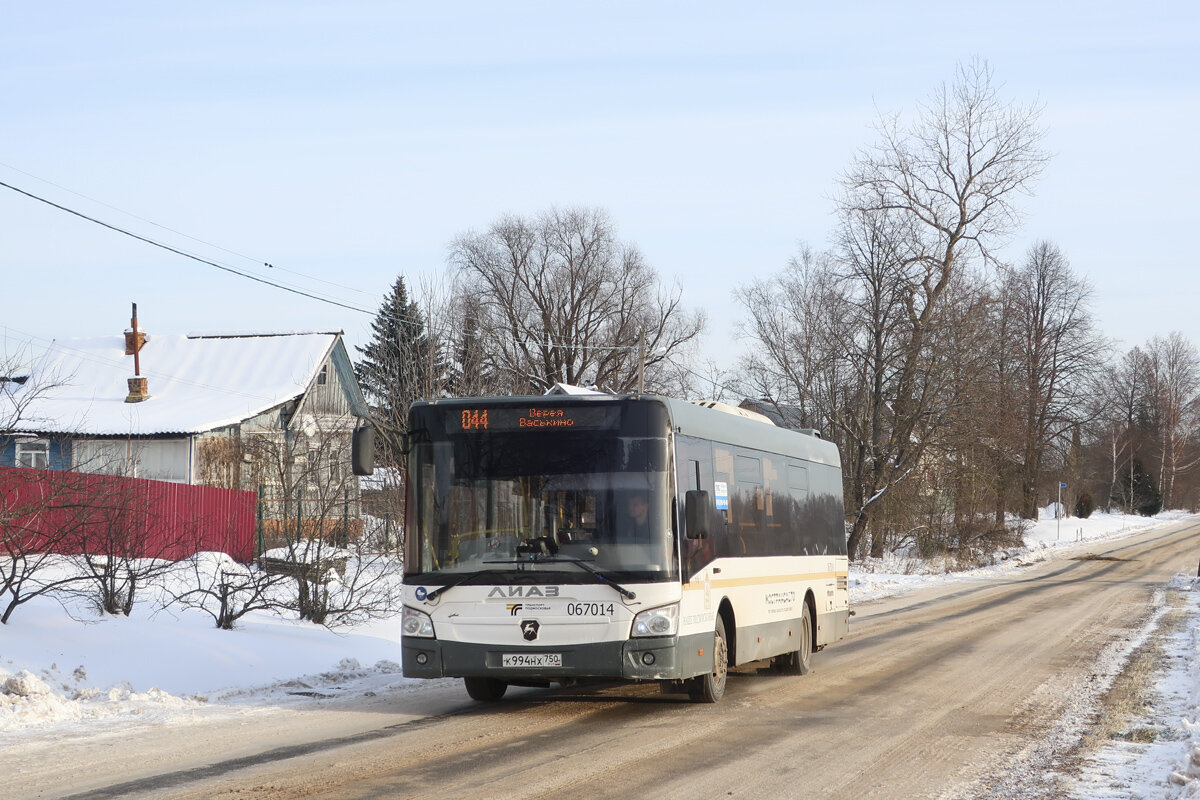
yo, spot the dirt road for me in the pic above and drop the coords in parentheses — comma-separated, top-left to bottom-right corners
(23, 518, 1200, 800)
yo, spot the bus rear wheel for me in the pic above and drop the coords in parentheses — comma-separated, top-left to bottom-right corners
(688, 616, 729, 703)
(464, 676, 508, 701)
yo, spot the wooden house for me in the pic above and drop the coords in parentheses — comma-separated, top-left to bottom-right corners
(1, 328, 370, 542)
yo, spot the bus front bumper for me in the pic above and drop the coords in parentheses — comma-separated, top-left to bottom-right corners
(402, 633, 712, 682)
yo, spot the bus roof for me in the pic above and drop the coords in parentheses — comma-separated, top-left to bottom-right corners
(412, 394, 841, 469)
(659, 396, 840, 468)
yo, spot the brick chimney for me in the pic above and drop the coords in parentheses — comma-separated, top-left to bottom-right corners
(124, 302, 150, 403)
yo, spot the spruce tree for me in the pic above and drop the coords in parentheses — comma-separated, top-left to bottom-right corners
(355, 276, 438, 465)
(1112, 460, 1163, 517)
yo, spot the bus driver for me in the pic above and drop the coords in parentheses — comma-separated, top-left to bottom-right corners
(626, 492, 651, 542)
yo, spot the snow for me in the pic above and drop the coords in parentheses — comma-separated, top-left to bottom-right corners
(5, 332, 339, 435)
(0, 554, 419, 747)
(1065, 573, 1200, 800)
(850, 507, 1193, 604)
(2, 506, 1200, 798)
(359, 465, 403, 492)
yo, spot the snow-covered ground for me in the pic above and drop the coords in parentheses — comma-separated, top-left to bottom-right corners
(855, 507, 1200, 799)
(1066, 572, 1200, 800)
(0, 557, 429, 747)
(851, 506, 1194, 604)
(3, 507, 1199, 798)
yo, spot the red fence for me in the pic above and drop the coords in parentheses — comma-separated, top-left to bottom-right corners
(0, 466, 257, 563)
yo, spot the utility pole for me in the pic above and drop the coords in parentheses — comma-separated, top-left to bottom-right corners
(1057, 481, 1066, 540)
(637, 332, 646, 394)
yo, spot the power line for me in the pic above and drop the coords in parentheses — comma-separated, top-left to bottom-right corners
(0, 178, 375, 316)
(0, 176, 692, 365)
(0, 162, 375, 298)
(0, 175, 464, 338)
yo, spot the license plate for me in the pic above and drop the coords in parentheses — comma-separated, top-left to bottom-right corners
(502, 653, 562, 668)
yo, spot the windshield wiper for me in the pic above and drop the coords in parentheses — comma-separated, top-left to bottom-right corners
(424, 569, 509, 602)
(537, 557, 637, 600)
(480, 553, 638, 600)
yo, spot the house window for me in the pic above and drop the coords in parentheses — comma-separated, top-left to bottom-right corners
(316, 364, 328, 385)
(15, 439, 49, 470)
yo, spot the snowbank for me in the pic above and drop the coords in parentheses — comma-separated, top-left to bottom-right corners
(0, 554, 413, 743)
(849, 507, 1193, 604)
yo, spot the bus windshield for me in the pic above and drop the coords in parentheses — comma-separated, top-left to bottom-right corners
(407, 426, 676, 583)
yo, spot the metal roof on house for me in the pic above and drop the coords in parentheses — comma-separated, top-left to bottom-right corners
(5, 331, 348, 436)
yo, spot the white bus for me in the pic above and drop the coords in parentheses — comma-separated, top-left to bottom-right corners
(396, 393, 848, 702)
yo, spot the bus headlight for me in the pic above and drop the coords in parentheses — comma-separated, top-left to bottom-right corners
(631, 603, 679, 637)
(402, 606, 436, 638)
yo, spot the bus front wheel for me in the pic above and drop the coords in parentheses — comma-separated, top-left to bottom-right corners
(464, 676, 508, 701)
(688, 616, 729, 703)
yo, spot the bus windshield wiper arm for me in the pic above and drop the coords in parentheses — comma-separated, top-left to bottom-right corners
(543, 557, 637, 600)
(424, 569, 507, 602)
(477, 557, 637, 600)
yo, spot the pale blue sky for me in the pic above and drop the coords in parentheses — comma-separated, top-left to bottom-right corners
(2, 1, 1197, 375)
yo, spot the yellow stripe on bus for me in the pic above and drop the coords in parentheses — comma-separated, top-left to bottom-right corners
(682, 571, 849, 590)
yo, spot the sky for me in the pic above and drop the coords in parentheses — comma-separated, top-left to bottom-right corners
(2, 1, 1197, 377)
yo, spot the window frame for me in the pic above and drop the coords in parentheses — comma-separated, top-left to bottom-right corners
(15, 438, 50, 470)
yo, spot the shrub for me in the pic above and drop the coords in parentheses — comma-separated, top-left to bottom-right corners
(1074, 491, 1095, 519)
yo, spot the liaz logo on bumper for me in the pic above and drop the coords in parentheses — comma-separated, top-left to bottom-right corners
(521, 620, 540, 641)
(487, 586, 560, 598)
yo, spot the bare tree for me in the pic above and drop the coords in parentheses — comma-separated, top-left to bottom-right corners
(70, 481, 167, 616)
(1003, 242, 1106, 519)
(276, 538, 403, 627)
(243, 413, 360, 550)
(967, 278, 1026, 528)
(0, 468, 91, 624)
(736, 246, 840, 429)
(1144, 333, 1200, 508)
(737, 62, 1046, 559)
(450, 206, 705, 394)
(170, 552, 290, 630)
(443, 294, 504, 397)
(65, 464, 222, 617)
(833, 61, 1046, 558)
(842, 60, 1048, 272)
(243, 416, 401, 625)
(1099, 347, 1157, 511)
(683, 359, 740, 404)
(738, 235, 995, 558)
(0, 356, 86, 624)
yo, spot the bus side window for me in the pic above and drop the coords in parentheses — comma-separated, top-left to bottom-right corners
(788, 465, 809, 493)
(733, 454, 763, 554)
(788, 465, 811, 554)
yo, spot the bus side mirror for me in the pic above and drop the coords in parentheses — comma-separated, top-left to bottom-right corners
(351, 421, 376, 476)
(685, 490, 710, 540)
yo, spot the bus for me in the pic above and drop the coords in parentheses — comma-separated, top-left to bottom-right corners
(393, 393, 848, 703)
